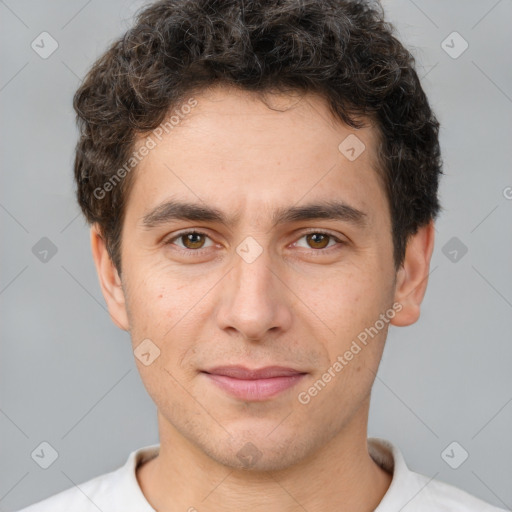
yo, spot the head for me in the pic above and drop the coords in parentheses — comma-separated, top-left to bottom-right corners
(75, 0, 441, 471)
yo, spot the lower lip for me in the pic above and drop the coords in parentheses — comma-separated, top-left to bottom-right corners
(202, 373, 306, 401)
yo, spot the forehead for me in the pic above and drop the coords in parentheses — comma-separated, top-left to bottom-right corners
(126, 85, 387, 228)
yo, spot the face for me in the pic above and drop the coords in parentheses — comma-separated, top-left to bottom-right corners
(96, 86, 426, 472)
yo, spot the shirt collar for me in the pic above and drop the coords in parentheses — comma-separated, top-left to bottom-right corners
(120, 438, 424, 511)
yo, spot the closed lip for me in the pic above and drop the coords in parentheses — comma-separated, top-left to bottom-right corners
(201, 365, 306, 380)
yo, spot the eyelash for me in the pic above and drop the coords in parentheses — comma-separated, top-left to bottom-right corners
(163, 229, 345, 256)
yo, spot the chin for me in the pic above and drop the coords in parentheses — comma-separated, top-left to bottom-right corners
(201, 432, 315, 473)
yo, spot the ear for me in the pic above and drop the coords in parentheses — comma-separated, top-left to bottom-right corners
(390, 220, 435, 327)
(90, 224, 130, 331)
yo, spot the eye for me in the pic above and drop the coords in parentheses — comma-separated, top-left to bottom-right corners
(165, 230, 214, 251)
(293, 230, 344, 251)
(164, 229, 345, 255)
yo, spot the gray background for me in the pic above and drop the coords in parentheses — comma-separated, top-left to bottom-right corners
(1, 0, 511, 510)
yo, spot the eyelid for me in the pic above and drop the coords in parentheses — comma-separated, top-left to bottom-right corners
(296, 227, 345, 240)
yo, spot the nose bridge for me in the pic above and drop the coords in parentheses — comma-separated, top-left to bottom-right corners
(216, 236, 290, 340)
(235, 239, 273, 292)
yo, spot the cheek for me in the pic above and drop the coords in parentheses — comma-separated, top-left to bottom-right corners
(310, 267, 390, 325)
(124, 260, 189, 328)
(306, 265, 394, 375)
(127, 284, 170, 336)
(125, 278, 198, 400)
(125, 273, 204, 367)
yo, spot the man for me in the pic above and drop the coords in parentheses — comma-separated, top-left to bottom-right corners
(17, 0, 506, 510)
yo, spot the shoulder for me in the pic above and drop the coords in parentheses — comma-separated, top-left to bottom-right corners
(412, 471, 508, 511)
(14, 469, 121, 512)
(369, 438, 507, 512)
(14, 445, 159, 512)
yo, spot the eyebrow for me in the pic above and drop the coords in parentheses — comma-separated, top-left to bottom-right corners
(141, 199, 368, 230)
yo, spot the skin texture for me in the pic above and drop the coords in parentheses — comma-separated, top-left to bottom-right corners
(91, 85, 434, 512)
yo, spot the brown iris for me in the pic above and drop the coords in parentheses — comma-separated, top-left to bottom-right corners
(305, 233, 330, 249)
(181, 232, 206, 249)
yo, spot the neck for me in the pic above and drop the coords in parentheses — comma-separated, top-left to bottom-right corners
(137, 402, 392, 512)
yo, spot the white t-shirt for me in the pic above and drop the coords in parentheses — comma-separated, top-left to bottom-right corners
(16, 438, 506, 511)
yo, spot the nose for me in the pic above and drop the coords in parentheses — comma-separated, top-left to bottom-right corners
(214, 243, 293, 342)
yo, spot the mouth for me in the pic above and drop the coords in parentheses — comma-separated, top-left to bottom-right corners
(200, 365, 307, 401)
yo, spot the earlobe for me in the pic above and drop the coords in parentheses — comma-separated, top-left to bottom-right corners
(390, 221, 435, 327)
(90, 224, 130, 331)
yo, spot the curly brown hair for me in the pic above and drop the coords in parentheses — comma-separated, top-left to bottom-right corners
(73, 0, 442, 274)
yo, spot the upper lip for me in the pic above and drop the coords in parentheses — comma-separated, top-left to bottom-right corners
(202, 365, 306, 379)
